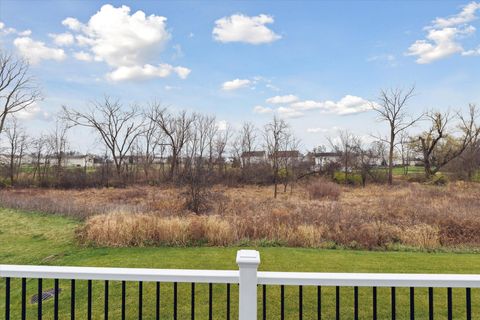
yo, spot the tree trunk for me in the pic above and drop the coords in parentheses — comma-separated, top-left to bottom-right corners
(388, 131, 394, 185)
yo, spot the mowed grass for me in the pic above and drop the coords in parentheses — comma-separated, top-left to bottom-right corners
(1, 208, 480, 319)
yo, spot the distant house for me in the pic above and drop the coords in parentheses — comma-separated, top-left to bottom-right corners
(64, 155, 94, 167)
(241, 151, 267, 166)
(312, 152, 342, 169)
(270, 150, 302, 162)
(153, 156, 169, 164)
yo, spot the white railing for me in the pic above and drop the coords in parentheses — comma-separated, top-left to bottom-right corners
(2, 249, 480, 320)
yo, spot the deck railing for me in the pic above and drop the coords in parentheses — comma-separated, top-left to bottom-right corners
(1, 250, 479, 319)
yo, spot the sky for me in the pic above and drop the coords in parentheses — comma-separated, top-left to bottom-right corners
(1, 0, 480, 152)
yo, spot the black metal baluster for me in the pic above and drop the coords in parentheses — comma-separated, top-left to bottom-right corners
(262, 285, 266, 320)
(226, 284, 231, 320)
(121, 281, 126, 320)
(466, 288, 471, 320)
(104, 280, 109, 320)
(191, 283, 195, 320)
(5, 277, 10, 320)
(38, 278, 43, 320)
(209, 283, 213, 320)
(21, 278, 26, 320)
(428, 287, 434, 320)
(354, 286, 358, 320)
(138, 281, 143, 320)
(391, 287, 396, 320)
(156, 282, 160, 320)
(87, 280, 92, 320)
(71, 279, 75, 320)
(373, 287, 377, 320)
(280, 285, 285, 320)
(173, 282, 177, 320)
(410, 287, 415, 320)
(317, 286, 321, 320)
(299, 285, 303, 320)
(447, 288, 452, 320)
(336, 286, 340, 320)
(54, 279, 59, 320)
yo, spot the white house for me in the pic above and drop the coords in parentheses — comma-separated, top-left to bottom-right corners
(312, 152, 342, 169)
(241, 151, 267, 166)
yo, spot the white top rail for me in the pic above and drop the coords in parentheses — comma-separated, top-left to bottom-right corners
(2, 264, 480, 288)
(258, 272, 480, 288)
(0, 265, 239, 284)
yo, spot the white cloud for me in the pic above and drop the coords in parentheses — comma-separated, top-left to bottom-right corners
(60, 4, 189, 81)
(266, 83, 280, 91)
(107, 64, 191, 82)
(266, 94, 299, 104)
(0, 21, 31, 36)
(74, 51, 93, 61)
(277, 106, 304, 119)
(307, 126, 342, 133)
(462, 45, 480, 56)
(50, 32, 74, 46)
(406, 2, 480, 64)
(15, 103, 50, 121)
(62, 17, 82, 31)
(253, 105, 273, 114)
(291, 95, 373, 115)
(222, 78, 251, 91)
(213, 13, 281, 44)
(406, 27, 473, 64)
(13, 37, 66, 64)
(433, 1, 480, 27)
(290, 100, 323, 111)
(18, 30, 31, 36)
(0, 21, 16, 35)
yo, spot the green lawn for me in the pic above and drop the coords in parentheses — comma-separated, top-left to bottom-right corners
(1, 208, 479, 319)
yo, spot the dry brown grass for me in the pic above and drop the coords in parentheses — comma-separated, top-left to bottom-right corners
(2, 180, 480, 250)
(307, 179, 341, 200)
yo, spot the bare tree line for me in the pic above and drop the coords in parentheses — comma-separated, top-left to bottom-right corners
(1, 51, 480, 198)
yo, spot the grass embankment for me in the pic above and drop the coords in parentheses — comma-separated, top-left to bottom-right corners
(0, 208, 479, 319)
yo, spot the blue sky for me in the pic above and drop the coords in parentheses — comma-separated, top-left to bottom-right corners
(1, 0, 479, 152)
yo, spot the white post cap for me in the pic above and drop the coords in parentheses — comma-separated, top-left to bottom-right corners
(236, 250, 260, 266)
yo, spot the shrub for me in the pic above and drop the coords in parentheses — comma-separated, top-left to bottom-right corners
(399, 224, 440, 249)
(307, 179, 341, 200)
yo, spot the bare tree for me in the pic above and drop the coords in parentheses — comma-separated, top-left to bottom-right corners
(372, 87, 422, 184)
(264, 116, 289, 198)
(397, 131, 413, 175)
(139, 108, 166, 181)
(279, 132, 300, 193)
(148, 104, 196, 182)
(214, 124, 231, 175)
(0, 52, 41, 135)
(4, 117, 28, 185)
(62, 97, 144, 176)
(31, 135, 50, 184)
(328, 130, 358, 185)
(182, 114, 215, 213)
(240, 122, 257, 167)
(417, 105, 480, 178)
(46, 117, 69, 180)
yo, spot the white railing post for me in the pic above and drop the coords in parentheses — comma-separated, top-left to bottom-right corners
(237, 250, 260, 320)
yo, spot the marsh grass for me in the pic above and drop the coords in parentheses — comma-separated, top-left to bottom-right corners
(2, 181, 480, 250)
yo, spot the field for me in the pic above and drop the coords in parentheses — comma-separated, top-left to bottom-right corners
(1, 180, 480, 250)
(1, 207, 480, 319)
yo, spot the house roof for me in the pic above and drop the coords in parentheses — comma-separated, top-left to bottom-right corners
(241, 151, 266, 158)
(271, 150, 301, 158)
(314, 152, 341, 157)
